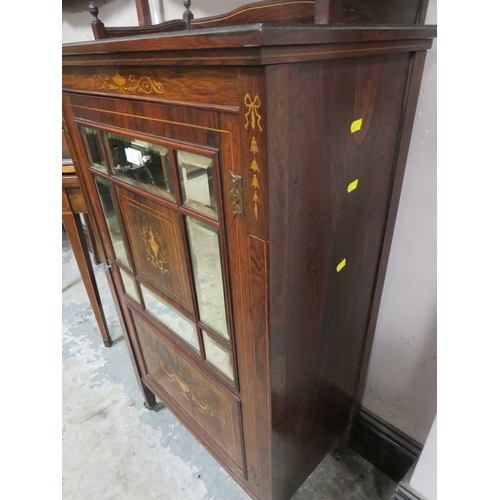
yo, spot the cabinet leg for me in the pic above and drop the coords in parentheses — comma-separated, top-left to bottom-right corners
(332, 444, 345, 461)
(62, 211, 113, 347)
(142, 384, 157, 410)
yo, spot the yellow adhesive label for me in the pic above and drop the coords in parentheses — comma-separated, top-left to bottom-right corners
(351, 118, 363, 133)
(336, 259, 346, 272)
(348, 179, 359, 193)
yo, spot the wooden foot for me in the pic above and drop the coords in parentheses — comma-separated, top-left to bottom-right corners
(142, 384, 157, 410)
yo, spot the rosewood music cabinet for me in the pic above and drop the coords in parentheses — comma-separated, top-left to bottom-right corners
(62, 2, 436, 498)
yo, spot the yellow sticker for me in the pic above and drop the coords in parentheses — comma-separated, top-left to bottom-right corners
(347, 179, 359, 193)
(351, 118, 363, 133)
(336, 258, 346, 272)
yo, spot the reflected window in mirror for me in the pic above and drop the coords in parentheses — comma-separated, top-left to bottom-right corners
(176, 150, 218, 219)
(105, 133, 176, 202)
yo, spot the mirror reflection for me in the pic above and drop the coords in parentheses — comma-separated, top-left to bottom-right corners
(203, 332, 234, 381)
(142, 285, 200, 353)
(79, 126, 106, 173)
(119, 269, 139, 302)
(105, 133, 176, 202)
(94, 177, 131, 268)
(176, 150, 217, 219)
(186, 217, 229, 340)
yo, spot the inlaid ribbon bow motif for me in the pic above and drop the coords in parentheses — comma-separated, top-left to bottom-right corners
(244, 94, 263, 132)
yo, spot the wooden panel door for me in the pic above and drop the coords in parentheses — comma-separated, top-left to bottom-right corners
(63, 92, 248, 479)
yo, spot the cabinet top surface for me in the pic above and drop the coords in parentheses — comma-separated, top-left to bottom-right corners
(62, 24, 436, 58)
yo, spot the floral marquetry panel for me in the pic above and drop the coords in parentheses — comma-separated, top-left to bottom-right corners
(132, 311, 244, 473)
(115, 186, 194, 314)
(62, 66, 240, 109)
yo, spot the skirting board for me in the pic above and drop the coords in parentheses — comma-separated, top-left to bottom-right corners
(394, 481, 428, 500)
(349, 407, 423, 483)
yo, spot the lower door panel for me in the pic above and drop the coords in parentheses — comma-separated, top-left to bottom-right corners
(130, 309, 245, 474)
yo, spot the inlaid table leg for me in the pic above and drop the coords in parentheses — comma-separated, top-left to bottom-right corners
(62, 210, 113, 347)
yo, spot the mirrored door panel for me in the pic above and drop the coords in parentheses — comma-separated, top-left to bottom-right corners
(185, 217, 229, 340)
(79, 126, 107, 173)
(75, 116, 236, 388)
(176, 150, 217, 219)
(141, 284, 200, 353)
(93, 176, 131, 269)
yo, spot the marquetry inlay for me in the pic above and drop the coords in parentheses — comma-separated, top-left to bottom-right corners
(244, 93, 263, 220)
(147, 346, 227, 425)
(244, 94, 263, 132)
(142, 225, 170, 274)
(87, 72, 164, 95)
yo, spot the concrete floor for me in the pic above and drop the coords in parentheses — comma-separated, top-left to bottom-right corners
(62, 229, 397, 499)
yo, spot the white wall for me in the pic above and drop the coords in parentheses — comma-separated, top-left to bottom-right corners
(361, 0, 437, 444)
(62, 0, 137, 44)
(409, 415, 437, 500)
(62, 0, 437, 445)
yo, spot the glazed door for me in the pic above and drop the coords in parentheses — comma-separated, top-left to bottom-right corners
(65, 94, 245, 475)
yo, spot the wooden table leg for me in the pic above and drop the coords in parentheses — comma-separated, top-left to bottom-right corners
(62, 211, 113, 347)
(82, 213, 102, 266)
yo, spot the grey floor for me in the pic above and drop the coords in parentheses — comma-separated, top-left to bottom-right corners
(62, 229, 397, 500)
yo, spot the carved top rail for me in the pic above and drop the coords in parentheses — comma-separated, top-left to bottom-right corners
(88, 0, 429, 40)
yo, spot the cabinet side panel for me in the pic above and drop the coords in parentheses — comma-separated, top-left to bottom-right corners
(267, 53, 413, 499)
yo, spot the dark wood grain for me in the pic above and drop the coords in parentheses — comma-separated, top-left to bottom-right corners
(88, 0, 314, 41)
(191, 0, 314, 29)
(266, 52, 415, 499)
(88, 0, 427, 41)
(94, 20, 188, 39)
(135, 0, 153, 26)
(62, 25, 436, 57)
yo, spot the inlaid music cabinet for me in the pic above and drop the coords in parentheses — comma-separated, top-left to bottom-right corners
(62, 1, 436, 498)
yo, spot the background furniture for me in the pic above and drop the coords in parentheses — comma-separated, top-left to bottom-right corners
(62, 129, 113, 347)
(62, 1, 436, 498)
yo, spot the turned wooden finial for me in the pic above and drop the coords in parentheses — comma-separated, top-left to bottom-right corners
(89, 2, 100, 20)
(88, 3, 107, 40)
(183, 0, 193, 30)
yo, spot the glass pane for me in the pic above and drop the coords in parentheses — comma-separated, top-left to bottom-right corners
(176, 150, 217, 219)
(186, 217, 228, 340)
(142, 285, 200, 352)
(203, 332, 233, 381)
(105, 133, 175, 202)
(120, 269, 139, 301)
(79, 126, 106, 173)
(94, 177, 131, 268)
